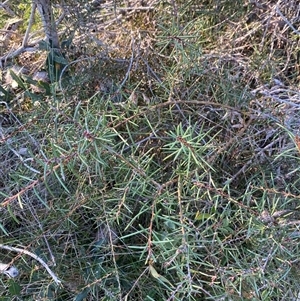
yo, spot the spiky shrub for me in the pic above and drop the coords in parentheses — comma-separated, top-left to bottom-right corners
(1, 0, 300, 300)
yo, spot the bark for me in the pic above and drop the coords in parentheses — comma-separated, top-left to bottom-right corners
(34, 0, 60, 49)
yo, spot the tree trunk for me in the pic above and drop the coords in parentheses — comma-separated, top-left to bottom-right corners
(34, 0, 60, 49)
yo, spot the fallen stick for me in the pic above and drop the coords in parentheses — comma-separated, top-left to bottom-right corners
(0, 244, 61, 285)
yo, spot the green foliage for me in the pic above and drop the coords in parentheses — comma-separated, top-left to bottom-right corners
(1, 0, 300, 300)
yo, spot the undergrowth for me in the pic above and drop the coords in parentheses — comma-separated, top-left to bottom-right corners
(1, 0, 300, 300)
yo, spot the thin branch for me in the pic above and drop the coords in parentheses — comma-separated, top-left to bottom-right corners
(22, 2, 37, 48)
(275, 4, 300, 35)
(0, 29, 22, 36)
(0, 46, 38, 68)
(117, 6, 155, 11)
(0, 1, 16, 17)
(0, 244, 62, 285)
(114, 34, 135, 93)
(28, 205, 56, 265)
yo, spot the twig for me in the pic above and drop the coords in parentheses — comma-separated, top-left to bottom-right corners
(0, 46, 37, 68)
(0, 0, 16, 17)
(0, 29, 22, 36)
(117, 6, 155, 11)
(28, 205, 56, 265)
(2, 135, 41, 174)
(22, 2, 37, 48)
(115, 34, 135, 93)
(275, 4, 300, 35)
(0, 101, 40, 148)
(123, 266, 149, 300)
(0, 244, 62, 285)
(58, 56, 94, 91)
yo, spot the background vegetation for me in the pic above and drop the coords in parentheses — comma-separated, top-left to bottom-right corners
(1, 0, 300, 300)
